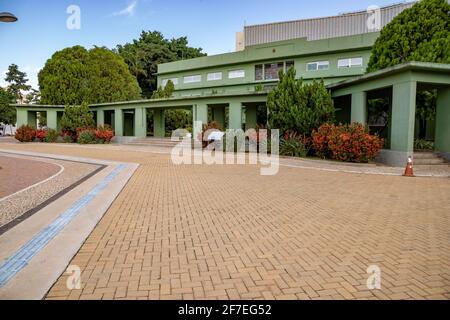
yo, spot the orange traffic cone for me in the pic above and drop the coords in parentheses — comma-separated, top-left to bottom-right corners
(403, 156, 415, 177)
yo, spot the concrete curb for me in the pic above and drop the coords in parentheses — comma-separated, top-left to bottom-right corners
(0, 150, 139, 300)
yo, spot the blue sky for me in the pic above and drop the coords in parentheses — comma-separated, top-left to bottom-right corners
(0, 0, 406, 89)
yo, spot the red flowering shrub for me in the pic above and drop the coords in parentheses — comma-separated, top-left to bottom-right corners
(36, 129, 47, 142)
(95, 125, 114, 144)
(312, 123, 384, 163)
(15, 125, 36, 142)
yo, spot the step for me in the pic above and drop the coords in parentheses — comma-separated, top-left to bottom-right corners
(413, 158, 446, 165)
(413, 152, 439, 159)
(414, 164, 450, 171)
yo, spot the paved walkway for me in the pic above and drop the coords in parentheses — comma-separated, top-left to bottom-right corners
(0, 143, 449, 300)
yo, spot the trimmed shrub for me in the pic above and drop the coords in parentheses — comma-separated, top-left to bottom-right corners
(36, 129, 47, 142)
(44, 129, 59, 143)
(95, 125, 114, 144)
(414, 139, 434, 151)
(15, 125, 36, 142)
(280, 131, 310, 158)
(312, 123, 384, 163)
(77, 129, 97, 144)
(311, 123, 334, 159)
(60, 103, 95, 139)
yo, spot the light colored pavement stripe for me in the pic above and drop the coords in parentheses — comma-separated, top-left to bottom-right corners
(0, 164, 127, 287)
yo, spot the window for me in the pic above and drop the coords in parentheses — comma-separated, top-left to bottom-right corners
(306, 61, 330, 71)
(255, 61, 295, 81)
(183, 75, 201, 83)
(161, 78, 178, 86)
(338, 57, 363, 68)
(255, 65, 263, 81)
(228, 69, 245, 79)
(207, 72, 222, 81)
(264, 62, 284, 80)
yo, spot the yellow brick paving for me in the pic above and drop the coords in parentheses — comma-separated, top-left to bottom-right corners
(1, 143, 449, 300)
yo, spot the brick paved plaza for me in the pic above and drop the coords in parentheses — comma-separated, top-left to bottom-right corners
(1, 143, 449, 300)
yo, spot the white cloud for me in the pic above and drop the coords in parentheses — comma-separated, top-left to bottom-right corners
(112, 1, 138, 17)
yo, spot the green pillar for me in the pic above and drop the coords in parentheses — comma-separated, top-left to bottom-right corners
(245, 105, 257, 130)
(134, 107, 146, 137)
(229, 102, 243, 130)
(97, 110, 104, 126)
(27, 111, 37, 128)
(154, 109, 165, 138)
(16, 109, 28, 127)
(391, 81, 416, 153)
(193, 104, 208, 139)
(114, 109, 123, 137)
(212, 106, 225, 129)
(351, 92, 367, 124)
(47, 110, 57, 130)
(435, 87, 450, 154)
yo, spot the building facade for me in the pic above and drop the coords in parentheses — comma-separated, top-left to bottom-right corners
(14, 2, 450, 166)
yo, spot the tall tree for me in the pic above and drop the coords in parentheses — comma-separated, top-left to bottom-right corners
(5, 64, 31, 103)
(267, 68, 335, 135)
(117, 31, 206, 98)
(25, 88, 41, 104)
(38, 46, 142, 105)
(0, 87, 16, 126)
(367, 0, 450, 72)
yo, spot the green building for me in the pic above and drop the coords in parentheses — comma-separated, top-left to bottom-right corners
(15, 2, 450, 166)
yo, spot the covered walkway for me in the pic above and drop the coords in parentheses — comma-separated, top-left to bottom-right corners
(328, 62, 450, 166)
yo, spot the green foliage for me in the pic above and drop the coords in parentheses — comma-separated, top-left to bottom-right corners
(5, 64, 31, 103)
(38, 46, 141, 105)
(367, 0, 450, 72)
(280, 132, 309, 158)
(414, 139, 434, 151)
(24, 88, 41, 104)
(60, 103, 96, 134)
(15, 125, 36, 142)
(267, 68, 335, 136)
(77, 129, 97, 144)
(44, 129, 59, 143)
(0, 87, 16, 125)
(151, 80, 175, 99)
(165, 109, 192, 136)
(117, 31, 206, 98)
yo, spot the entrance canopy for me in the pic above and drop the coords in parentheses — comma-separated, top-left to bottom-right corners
(327, 62, 450, 166)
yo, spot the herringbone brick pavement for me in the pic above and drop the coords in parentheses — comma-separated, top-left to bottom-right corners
(1, 144, 449, 300)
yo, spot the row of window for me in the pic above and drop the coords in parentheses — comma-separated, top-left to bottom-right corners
(307, 57, 363, 71)
(161, 57, 364, 86)
(162, 69, 245, 86)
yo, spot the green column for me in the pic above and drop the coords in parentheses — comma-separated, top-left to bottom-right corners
(229, 102, 243, 130)
(47, 110, 57, 130)
(193, 104, 208, 139)
(435, 87, 450, 153)
(245, 105, 257, 130)
(134, 107, 147, 137)
(16, 109, 28, 127)
(391, 81, 416, 152)
(114, 109, 123, 137)
(27, 111, 37, 128)
(351, 91, 367, 124)
(212, 106, 225, 129)
(154, 108, 165, 138)
(97, 110, 104, 126)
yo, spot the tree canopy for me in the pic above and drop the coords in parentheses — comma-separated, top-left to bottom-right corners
(0, 87, 16, 125)
(267, 68, 335, 135)
(38, 46, 141, 105)
(367, 0, 450, 72)
(117, 31, 206, 98)
(5, 64, 31, 103)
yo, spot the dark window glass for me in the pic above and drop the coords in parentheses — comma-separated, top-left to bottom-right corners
(285, 61, 295, 71)
(255, 64, 263, 81)
(264, 62, 283, 80)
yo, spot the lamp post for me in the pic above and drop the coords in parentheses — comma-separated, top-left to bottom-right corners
(0, 12, 18, 23)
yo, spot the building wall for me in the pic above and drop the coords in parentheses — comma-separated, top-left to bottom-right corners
(157, 33, 378, 98)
